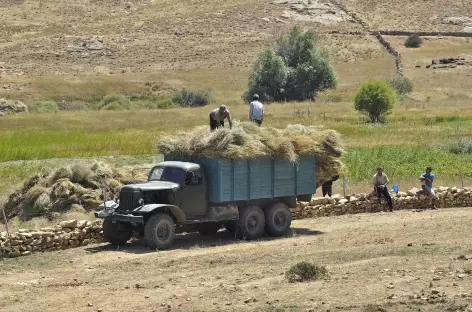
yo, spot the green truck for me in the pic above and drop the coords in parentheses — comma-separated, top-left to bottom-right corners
(96, 155, 316, 250)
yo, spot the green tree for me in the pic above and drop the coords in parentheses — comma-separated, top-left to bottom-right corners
(243, 26, 337, 102)
(354, 80, 396, 123)
(243, 48, 287, 102)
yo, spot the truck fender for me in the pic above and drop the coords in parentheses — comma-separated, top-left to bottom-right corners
(133, 204, 186, 223)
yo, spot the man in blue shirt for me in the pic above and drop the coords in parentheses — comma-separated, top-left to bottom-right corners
(419, 166, 437, 208)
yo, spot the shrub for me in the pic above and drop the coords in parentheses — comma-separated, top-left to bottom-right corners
(29, 101, 59, 113)
(445, 140, 472, 155)
(172, 89, 214, 107)
(285, 261, 328, 283)
(405, 34, 423, 48)
(243, 26, 337, 102)
(354, 80, 396, 123)
(388, 76, 413, 95)
(98, 93, 130, 110)
(364, 304, 387, 312)
(57, 101, 88, 111)
(132, 98, 177, 109)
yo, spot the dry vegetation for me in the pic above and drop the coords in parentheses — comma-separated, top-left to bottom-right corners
(3, 161, 148, 221)
(158, 122, 343, 184)
(1, 208, 472, 312)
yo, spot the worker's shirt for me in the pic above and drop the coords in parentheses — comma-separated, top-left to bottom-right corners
(249, 101, 264, 121)
(210, 108, 231, 124)
(372, 173, 389, 186)
(421, 172, 435, 188)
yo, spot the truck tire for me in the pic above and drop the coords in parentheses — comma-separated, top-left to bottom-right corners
(197, 222, 222, 235)
(145, 213, 175, 250)
(264, 202, 292, 237)
(235, 205, 265, 240)
(103, 218, 133, 246)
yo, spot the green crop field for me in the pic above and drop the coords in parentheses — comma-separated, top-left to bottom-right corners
(1, 101, 472, 198)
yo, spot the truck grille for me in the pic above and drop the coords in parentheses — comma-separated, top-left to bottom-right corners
(118, 191, 138, 213)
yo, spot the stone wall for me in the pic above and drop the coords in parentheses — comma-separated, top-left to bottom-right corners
(377, 30, 472, 38)
(293, 187, 472, 219)
(373, 31, 404, 76)
(0, 219, 103, 258)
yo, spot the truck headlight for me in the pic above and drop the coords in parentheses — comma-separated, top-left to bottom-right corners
(138, 198, 144, 206)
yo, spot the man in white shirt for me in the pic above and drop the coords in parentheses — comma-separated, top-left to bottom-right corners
(372, 167, 393, 212)
(249, 94, 264, 126)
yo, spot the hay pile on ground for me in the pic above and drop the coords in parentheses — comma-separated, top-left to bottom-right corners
(157, 122, 344, 186)
(3, 162, 148, 221)
(0, 98, 28, 116)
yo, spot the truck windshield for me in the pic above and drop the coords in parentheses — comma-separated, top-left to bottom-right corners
(148, 167, 185, 184)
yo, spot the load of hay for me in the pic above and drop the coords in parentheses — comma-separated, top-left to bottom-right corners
(157, 122, 344, 186)
(3, 162, 148, 221)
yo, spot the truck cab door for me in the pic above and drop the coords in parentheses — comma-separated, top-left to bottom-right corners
(180, 169, 207, 218)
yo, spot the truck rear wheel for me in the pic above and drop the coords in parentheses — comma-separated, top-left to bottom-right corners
(145, 213, 175, 250)
(197, 222, 222, 235)
(103, 218, 133, 246)
(264, 202, 292, 237)
(235, 205, 265, 240)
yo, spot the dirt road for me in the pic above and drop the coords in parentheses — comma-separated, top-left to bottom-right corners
(1, 208, 472, 312)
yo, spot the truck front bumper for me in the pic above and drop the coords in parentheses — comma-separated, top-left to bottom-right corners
(94, 211, 144, 224)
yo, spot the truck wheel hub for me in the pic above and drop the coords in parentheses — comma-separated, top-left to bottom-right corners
(247, 216, 258, 230)
(274, 211, 286, 227)
(157, 222, 170, 239)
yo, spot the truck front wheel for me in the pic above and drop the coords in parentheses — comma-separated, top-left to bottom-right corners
(235, 205, 265, 240)
(264, 202, 292, 237)
(145, 213, 176, 250)
(103, 218, 133, 246)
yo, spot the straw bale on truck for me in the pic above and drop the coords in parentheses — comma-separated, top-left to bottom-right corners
(97, 122, 344, 250)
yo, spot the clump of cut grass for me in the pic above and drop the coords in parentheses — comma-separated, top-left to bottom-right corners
(3, 162, 148, 221)
(285, 261, 328, 283)
(157, 122, 344, 185)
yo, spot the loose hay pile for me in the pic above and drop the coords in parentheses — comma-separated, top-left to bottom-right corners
(157, 122, 344, 186)
(3, 162, 148, 221)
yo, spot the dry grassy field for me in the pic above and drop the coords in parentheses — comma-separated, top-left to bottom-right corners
(2, 208, 472, 312)
(2, 1, 472, 311)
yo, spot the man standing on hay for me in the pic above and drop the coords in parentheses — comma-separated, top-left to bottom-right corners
(372, 167, 394, 212)
(209, 104, 233, 131)
(249, 94, 264, 126)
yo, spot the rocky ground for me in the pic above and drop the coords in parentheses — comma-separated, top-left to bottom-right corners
(1, 208, 472, 312)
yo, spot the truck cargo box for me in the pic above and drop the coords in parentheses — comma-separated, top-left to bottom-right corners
(164, 155, 316, 204)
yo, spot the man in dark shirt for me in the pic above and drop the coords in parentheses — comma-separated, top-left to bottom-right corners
(322, 175, 339, 197)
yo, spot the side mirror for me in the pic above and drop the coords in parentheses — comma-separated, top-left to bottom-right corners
(185, 172, 194, 185)
(191, 173, 199, 184)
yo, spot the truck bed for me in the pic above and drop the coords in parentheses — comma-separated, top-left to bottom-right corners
(164, 155, 316, 204)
